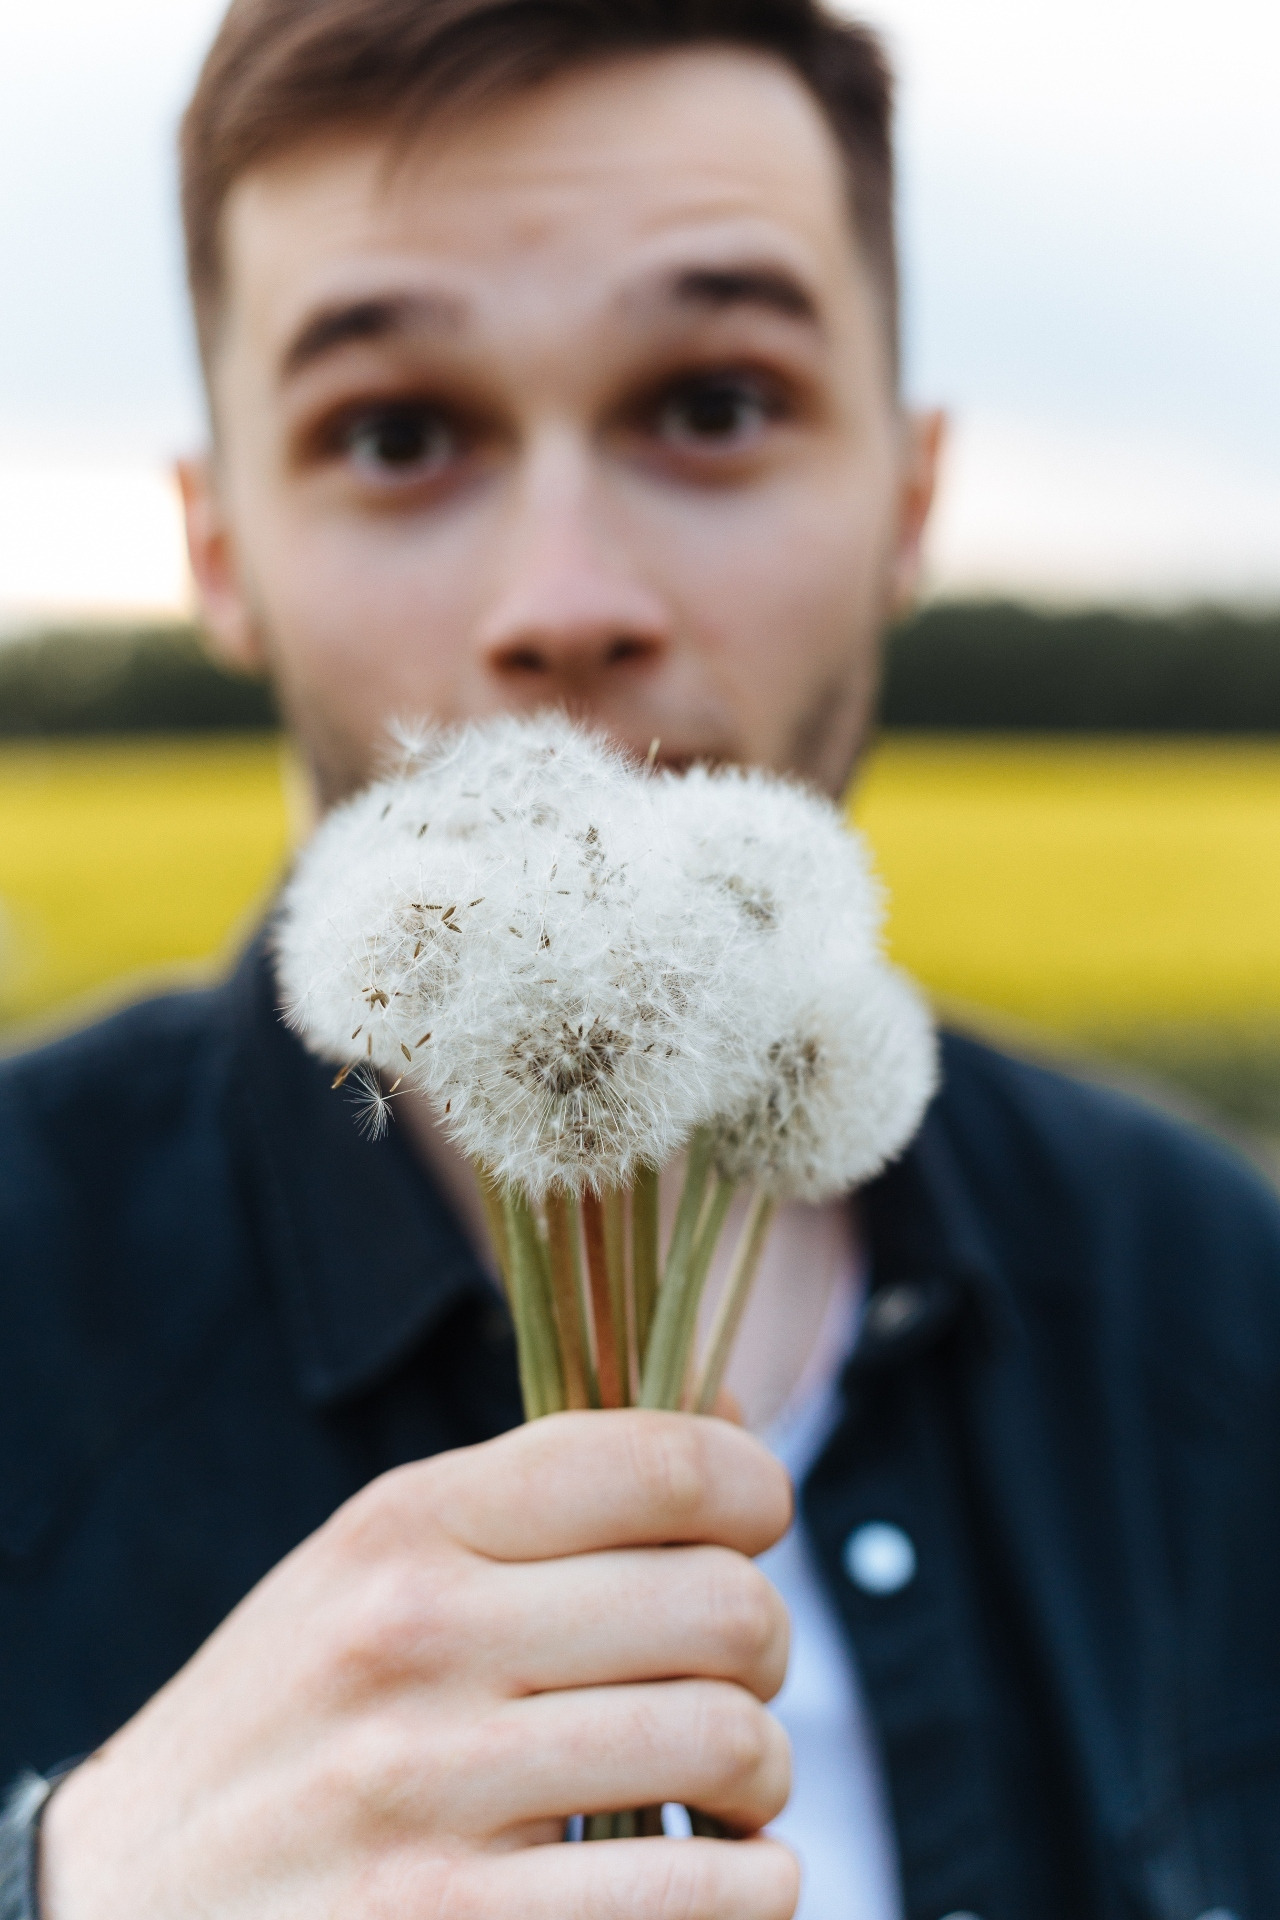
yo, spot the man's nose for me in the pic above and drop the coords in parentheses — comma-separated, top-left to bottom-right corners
(475, 442, 671, 688)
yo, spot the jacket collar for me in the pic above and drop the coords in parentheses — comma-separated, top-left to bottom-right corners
(225, 933, 495, 1407)
(855, 1042, 1018, 1372)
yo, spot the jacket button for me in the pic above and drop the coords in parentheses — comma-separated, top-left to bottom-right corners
(863, 1281, 927, 1341)
(844, 1522, 917, 1594)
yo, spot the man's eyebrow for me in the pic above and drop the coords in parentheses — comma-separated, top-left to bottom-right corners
(661, 264, 822, 326)
(279, 292, 467, 381)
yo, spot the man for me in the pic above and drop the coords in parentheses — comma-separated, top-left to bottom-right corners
(3, 2, 1279, 1916)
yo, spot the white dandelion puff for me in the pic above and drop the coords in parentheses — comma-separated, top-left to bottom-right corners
(276, 712, 745, 1195)
(711, 960, 937, 1199)
(647, 758, 930, 1196)
(652, 760, 885, 974)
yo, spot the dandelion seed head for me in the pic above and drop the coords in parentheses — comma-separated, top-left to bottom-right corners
(277, 712, 745, 1191)
(654, 762, 885, 967)
(712, 961, 938, 1199)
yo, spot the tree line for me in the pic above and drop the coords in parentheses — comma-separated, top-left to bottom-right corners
(2, 603, 1280, 735)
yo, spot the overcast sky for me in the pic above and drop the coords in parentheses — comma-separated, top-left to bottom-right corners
(0, 0, 1276, 618)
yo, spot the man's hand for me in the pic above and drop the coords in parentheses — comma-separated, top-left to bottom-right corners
(41, 1412, 798, 1919)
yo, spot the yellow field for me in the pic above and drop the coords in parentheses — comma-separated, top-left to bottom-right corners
(0, 736, 296, 1032)
(3, 733, 1280, 1040)
(853, 737, 1280, 1034)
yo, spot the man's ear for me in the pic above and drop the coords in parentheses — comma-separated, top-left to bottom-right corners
(886, 408, 946, 618)
(175, 455, 267, 674)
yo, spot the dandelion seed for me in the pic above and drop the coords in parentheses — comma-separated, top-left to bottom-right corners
(348, 1064, 393, 1140)
(401, 1044, 412, 1062)
(332, 1062, 354, 1088)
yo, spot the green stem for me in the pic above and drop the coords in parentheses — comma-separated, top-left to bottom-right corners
(631, 1163, 660, 1370)
(544, 1190, 597, 1410)
(582, 1810, 643, 1841)
(639, 1131, 716, 1409)
(693, 1191, 778, 1414)
(602, 1187, 631, 1404)
(666, 1173, 736, 1410)
(503, 1189, 564, 1419)
(476, 1167, 512, 1301)
(582, 1190, 625, 1408)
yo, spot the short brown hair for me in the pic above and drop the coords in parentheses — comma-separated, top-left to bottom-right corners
(181, 0, 898, 377)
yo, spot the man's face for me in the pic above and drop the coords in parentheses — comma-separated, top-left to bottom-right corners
(183, 46, 940, 806)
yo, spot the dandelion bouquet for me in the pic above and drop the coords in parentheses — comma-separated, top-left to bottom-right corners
(278, 711, 934, 1418)
(275, 714, 935, 1828)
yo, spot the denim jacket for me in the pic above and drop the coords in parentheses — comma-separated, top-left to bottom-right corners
(3, 939, 1279, 1920)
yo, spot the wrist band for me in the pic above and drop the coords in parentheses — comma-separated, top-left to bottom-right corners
(0, 1767, 77, 1920)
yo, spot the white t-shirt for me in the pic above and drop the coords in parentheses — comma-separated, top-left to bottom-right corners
(757, 1255, 903, 1920)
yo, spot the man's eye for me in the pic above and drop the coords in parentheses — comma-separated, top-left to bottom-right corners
(342, 404, 457, 475)
(654, 375, 779, 448)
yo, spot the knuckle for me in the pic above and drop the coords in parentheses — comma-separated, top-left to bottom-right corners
(299, 1713, 413, 1830)
(629, 1419, 708, 1529)
(426, 1858, 490, 1920)
(323, 1462, 421, 1562)
(311, 1561, 466, 1706)
(697, 1685, 770, 1793)
(334, 1573, 423, 1689)
(705, 1556, 783, 1675)
(452, 1702, 527, 1786)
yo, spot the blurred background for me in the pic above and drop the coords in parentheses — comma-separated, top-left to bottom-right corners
(2, 0, 1279, 1154)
